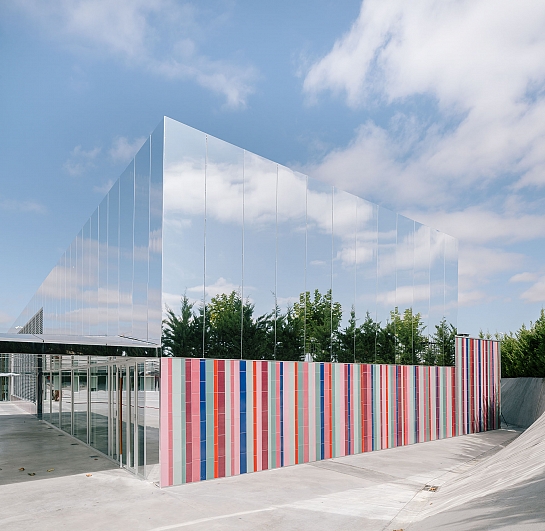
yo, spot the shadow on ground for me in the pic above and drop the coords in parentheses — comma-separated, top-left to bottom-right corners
(0, 408, 117, 486)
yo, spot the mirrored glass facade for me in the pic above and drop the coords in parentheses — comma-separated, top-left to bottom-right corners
(12, 116, 457, 364)
(162, 117, 458, 364)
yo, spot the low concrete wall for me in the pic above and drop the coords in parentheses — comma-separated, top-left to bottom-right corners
(501, 377, 545, 428)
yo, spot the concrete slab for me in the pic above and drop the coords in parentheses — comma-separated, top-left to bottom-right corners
(0, 402, 525, 530)
(501, 378, 545, 428)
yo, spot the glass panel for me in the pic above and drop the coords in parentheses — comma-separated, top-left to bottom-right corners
(276, 167, 306, 362)
(396, 215, 415, 364)
(162, 119, 205, 356)
(355, 199, 378, 363)
(133, 138, 151, 341)
(120, 365, 127, 464)
(90, 365, 109, 455)
(429, 230, 446, 364)
(76, 229, 83, 335)
(108, 180, 120, 336)
(61, 370, 72, 434)
(242, 152, 277, 359)
(73, 368, 88, 443)
(109, 365, 118, 460)
(43, 371, 52, 422)
(306, 178, 333, 362)
(129, 364, 135, 469)
(82, 219, 91, 335)
(148, 121, 164, 344)
(51, 369, 60, 427)
(119, 162, 135, 336)
(413, 222, 430, 363)
(145, 359, 160, 480)
(333, 188, 357, 363)
(376, 206, 397, 364)
(89, 208, 100, 335)
(137, 362, 145, 473)
(205, 134, 244, 359)
(444, 235, 458, 328)
(98, 196, 108, 335)
(69, 239, 77, 335)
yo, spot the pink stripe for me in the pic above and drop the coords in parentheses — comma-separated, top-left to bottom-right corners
(303, 362, 309, 462)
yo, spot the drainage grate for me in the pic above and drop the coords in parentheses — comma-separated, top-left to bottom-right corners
(89, 456, 99, 458)
(423, 485, 439, 492)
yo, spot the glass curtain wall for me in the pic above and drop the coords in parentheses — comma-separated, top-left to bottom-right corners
(40, 354, 159, 481)
(162, 118, 458, 365)
(11, 125, 163, 344)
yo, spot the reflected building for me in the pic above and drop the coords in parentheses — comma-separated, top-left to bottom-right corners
(2, 117, 468, 486)
(10, 116, 458, 363)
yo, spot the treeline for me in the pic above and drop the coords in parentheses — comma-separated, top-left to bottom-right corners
(162, 289, 456, 366)
(487, 309, 545, 377)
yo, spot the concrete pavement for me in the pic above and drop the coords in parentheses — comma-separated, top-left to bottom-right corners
(2, 401, 537, 530)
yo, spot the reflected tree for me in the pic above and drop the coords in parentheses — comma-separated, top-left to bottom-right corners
(163, 289, 456, 366)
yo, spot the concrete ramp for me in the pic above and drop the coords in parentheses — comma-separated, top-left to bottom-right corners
(502, 377, 545, 428)
(405, 409, 545, 530)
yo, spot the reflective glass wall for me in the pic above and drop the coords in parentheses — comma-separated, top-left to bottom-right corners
(11, 124, 163, 344)
(162, 118, 458, 364)
(42, 354, 160, 481)
(11, 116, 457, 364)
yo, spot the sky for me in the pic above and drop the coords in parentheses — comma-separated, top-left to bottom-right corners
(1, 0, 545, 337)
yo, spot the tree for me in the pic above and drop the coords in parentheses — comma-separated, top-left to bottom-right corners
(390, 307, 427, 365)
(293, 289, 342, 362)
(162, 294, 201, 357)
(275, 305, 304, 361)
(431, 318, 457, 366)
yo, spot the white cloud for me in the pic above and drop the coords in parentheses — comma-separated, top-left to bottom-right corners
(93, 179, 114, 195)
(407, 207, 545, 246)
(188, 277, 242, 299)
(14, 0, 257, 109)
(520, 277, 545, 303)
(0, 198, 46, 214)
(510, 272, 540, 283)
(457, 245, 523, 306)
(303, 0, 545, 204)
(302, 0, 545, 315)
(109, 136, 146, 163)
(64, 144, 101, 176)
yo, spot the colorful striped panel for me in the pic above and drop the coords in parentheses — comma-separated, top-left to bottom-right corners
(160, 360, 459, 487)
(455, 337, 501, 435)
(160, 339, 501, 487)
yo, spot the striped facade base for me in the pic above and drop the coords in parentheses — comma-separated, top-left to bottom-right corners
(159, 339, 500, 487)
(456, 337, 501, 434)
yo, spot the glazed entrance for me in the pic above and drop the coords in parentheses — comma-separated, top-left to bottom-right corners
(42, 355, 160, 481)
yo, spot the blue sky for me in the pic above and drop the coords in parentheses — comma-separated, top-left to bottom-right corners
(1, 0, 545, 336)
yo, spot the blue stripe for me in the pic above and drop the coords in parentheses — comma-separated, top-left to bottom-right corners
(199, 359, 206, 481)
(240, 360, 247, 474)
(320, 363, 324, 460)
(280, 362, 284, 467)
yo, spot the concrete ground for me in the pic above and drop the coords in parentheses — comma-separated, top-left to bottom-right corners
(0, 402, 542, 531)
